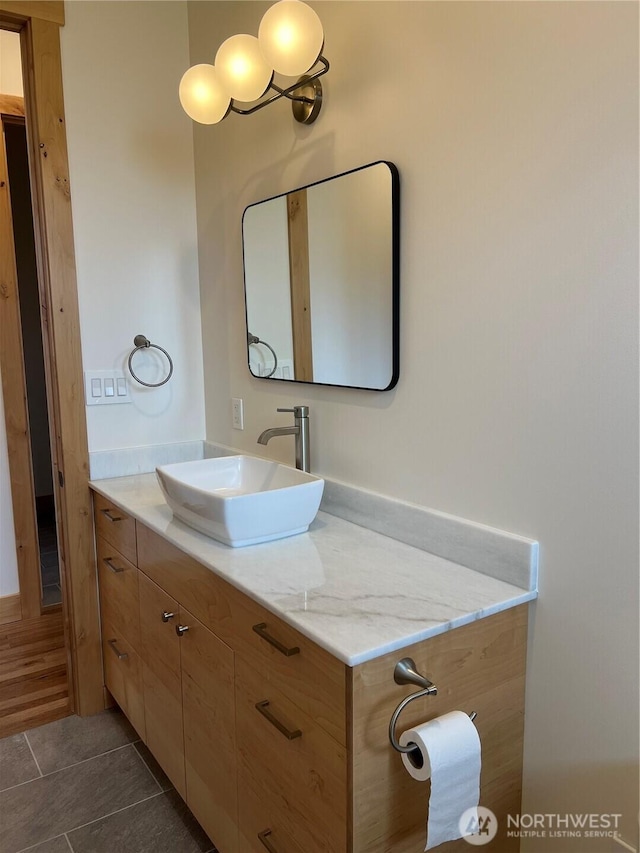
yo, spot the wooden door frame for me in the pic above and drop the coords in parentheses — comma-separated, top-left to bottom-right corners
(0, 0, 103, 715)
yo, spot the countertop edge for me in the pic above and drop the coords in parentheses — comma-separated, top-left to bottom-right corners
(89, 476, 538, 666)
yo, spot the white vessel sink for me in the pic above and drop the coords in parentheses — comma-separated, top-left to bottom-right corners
(156, 456, 324, 547)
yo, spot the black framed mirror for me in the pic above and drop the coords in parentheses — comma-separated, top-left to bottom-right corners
(242, 160, 399, 391)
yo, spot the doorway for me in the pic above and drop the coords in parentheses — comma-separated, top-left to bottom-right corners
(3, 111, 61, 610)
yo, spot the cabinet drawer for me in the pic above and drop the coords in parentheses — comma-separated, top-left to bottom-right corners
(102, 620, 145, 740)
(97, 536, 139, 651)
(231, 592, 346, 746)
(236, 656, 347, 853)
(238, 785, 305, 853)
(94, 493, 137, 565)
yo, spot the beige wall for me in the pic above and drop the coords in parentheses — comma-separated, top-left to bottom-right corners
(0, 30, 22, 96)
(60, 1, 205, 453)
(189, 1, 639, 848)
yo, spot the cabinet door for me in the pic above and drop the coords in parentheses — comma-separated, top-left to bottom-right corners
(138, 572, 186, 797)
(180, 607, 238, 853)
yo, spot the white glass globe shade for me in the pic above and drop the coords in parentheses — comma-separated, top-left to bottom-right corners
(179, 64, 230, 124)
(215, 34, 273, 102)
(258, 0, 324, 77)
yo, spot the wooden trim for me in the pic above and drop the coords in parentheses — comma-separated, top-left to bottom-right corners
(19, 15, 102, 716)
(0, 2, 63, 26)
(287, 189, 314, 382)
(0, 114, 42, 621)
(0, 94, 25, 116)
(0, 593, 22, 624)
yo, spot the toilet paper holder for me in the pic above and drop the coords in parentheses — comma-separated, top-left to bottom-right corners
(388, 657, 477, 759)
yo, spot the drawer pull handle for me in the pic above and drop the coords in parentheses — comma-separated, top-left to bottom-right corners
(161, 611, 175, 622)
(255, 700, 301, 740)
(100, 508, 123, 523)
(252, 623, 300, 657)
(258, 829, 279, 853)
(175, 625, 190, 637)
(103, 557, 125, 574)
(107, 639, 128, 660)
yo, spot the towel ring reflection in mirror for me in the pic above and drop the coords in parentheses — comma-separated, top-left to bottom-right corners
(127, 335, 174, 388)
(248, 332, 278, 378)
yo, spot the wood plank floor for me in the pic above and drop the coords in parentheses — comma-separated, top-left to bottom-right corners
(0, 608, 71, 738)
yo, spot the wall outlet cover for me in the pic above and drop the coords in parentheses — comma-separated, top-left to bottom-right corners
(232, 397, 244, 430)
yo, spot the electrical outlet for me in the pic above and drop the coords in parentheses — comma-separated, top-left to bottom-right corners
(232, 397, 244, 430)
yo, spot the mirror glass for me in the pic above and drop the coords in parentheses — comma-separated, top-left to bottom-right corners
(242, 160, 399, 391)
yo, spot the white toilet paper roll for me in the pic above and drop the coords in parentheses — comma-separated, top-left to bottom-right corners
(399, 711, 481, 850)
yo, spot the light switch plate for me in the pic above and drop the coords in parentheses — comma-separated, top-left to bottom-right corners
(84, 370, 131, 406)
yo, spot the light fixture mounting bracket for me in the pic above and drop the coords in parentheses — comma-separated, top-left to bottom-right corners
(228, 55, 329, 124)
(291, 75, 322, 124)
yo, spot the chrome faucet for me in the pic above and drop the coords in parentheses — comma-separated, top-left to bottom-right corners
(257, 405, 310, 473)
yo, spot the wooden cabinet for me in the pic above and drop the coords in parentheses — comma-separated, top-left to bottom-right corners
(138, 573, 186, 797)
(95, 497, 238, 852)
(350, 606, 528, 853)
(235, 654, 347, 853)
(101, 620, 145, 738)
(94, 492, 527, 853)
(96, 535, 140, 652)
(136, 571, 238, 848)
(95, 509, 144, 739)
(94, 492, 137, 565)
(181, 606, 237, 853)
(229, 589, 347, 747)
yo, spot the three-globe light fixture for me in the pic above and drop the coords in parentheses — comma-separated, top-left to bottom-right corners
(179, 0, 328, 126)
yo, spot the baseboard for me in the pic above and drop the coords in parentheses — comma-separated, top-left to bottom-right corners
(0, 593, 22, 625)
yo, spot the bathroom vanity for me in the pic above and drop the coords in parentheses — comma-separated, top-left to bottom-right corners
(91, 475, 535, 853)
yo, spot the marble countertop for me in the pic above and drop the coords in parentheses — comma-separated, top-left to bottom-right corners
(90, 473, 537, 667)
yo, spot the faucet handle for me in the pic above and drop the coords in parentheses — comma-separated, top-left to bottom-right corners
(277, 405, 309, 417)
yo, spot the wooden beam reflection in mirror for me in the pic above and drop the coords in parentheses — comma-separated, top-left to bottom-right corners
(287, 189, 313, 382)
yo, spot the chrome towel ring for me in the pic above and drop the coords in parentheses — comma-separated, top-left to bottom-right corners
(127, 335, 174, 388)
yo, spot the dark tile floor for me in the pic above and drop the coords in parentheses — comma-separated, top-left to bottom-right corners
(38, 523, 61, 608)
(0, 709, 215, 853)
